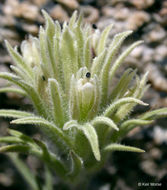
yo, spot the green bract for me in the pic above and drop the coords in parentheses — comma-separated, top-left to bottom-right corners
(0, 10, 167, 188)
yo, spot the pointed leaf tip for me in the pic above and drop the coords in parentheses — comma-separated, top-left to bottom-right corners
(92, 116, 119, 131)
(104, 143, 145, 153)
(41, 9, 49, 18)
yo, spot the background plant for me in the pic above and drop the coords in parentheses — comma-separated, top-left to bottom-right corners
(0, 10, 167, 189)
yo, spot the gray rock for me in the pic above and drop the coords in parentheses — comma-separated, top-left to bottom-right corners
(144, 25, 166, 43)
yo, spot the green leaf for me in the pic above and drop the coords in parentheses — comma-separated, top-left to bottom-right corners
(0, 72, 47, 118)
(115, 72, 148, 120)
(69, 11, 78, 29)
(5, 40, 33, 78)
(63, 121, 101, 161)
(68, 151, 83, 179)
(120, 119, 153, 130)
(33, 139, 50, 160)
(97, 24, 113, 54)
(10, 65, 32, 81)
(42, 10, 58, 79)
(48, 153, 67, 178)
(63, 120, 78, 130)
(83, 36, 91, 69)
(109, 68, 136, 101)
(75, 17, 84, 68)
(0, 144, 31, 153)
(9, 154, 40, 190)
(87, 75, 101, 120)
(60, 26, 78, 92)
(139, 108, 167, 120)
(39, 26, 52, 78)
(104, 143, 145, 153)
(0, 109, 34, 118)
(0, 87, 26, 96)
(53, 31, 64, 88)
(0, 143, 42, 161)
(108, 31, 133, 53)
(8, 129, 38, 148)
(91, 116, 119, 131)
(109, 41, 143, 83)
(100, 31, 133, 105)
(135, 71, 149, 99)
(76, 12, 83, 28)
(11, 116, 72, 148)
(42, 10, 55, 43)
(115, 119, 154, 140)
(69, 75, 80, 119)
(91, 48, 107, 76)
(0, 136, 23, 144)
(43, 167, 53, 190)
(8, 129, 28, 137)
(104, 97, 148, 117)
(48, 78, 65, 127)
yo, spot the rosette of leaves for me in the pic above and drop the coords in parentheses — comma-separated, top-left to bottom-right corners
(0, 10, 167, 189)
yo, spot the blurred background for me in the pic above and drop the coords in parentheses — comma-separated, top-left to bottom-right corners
(0, 0, 167, 189)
